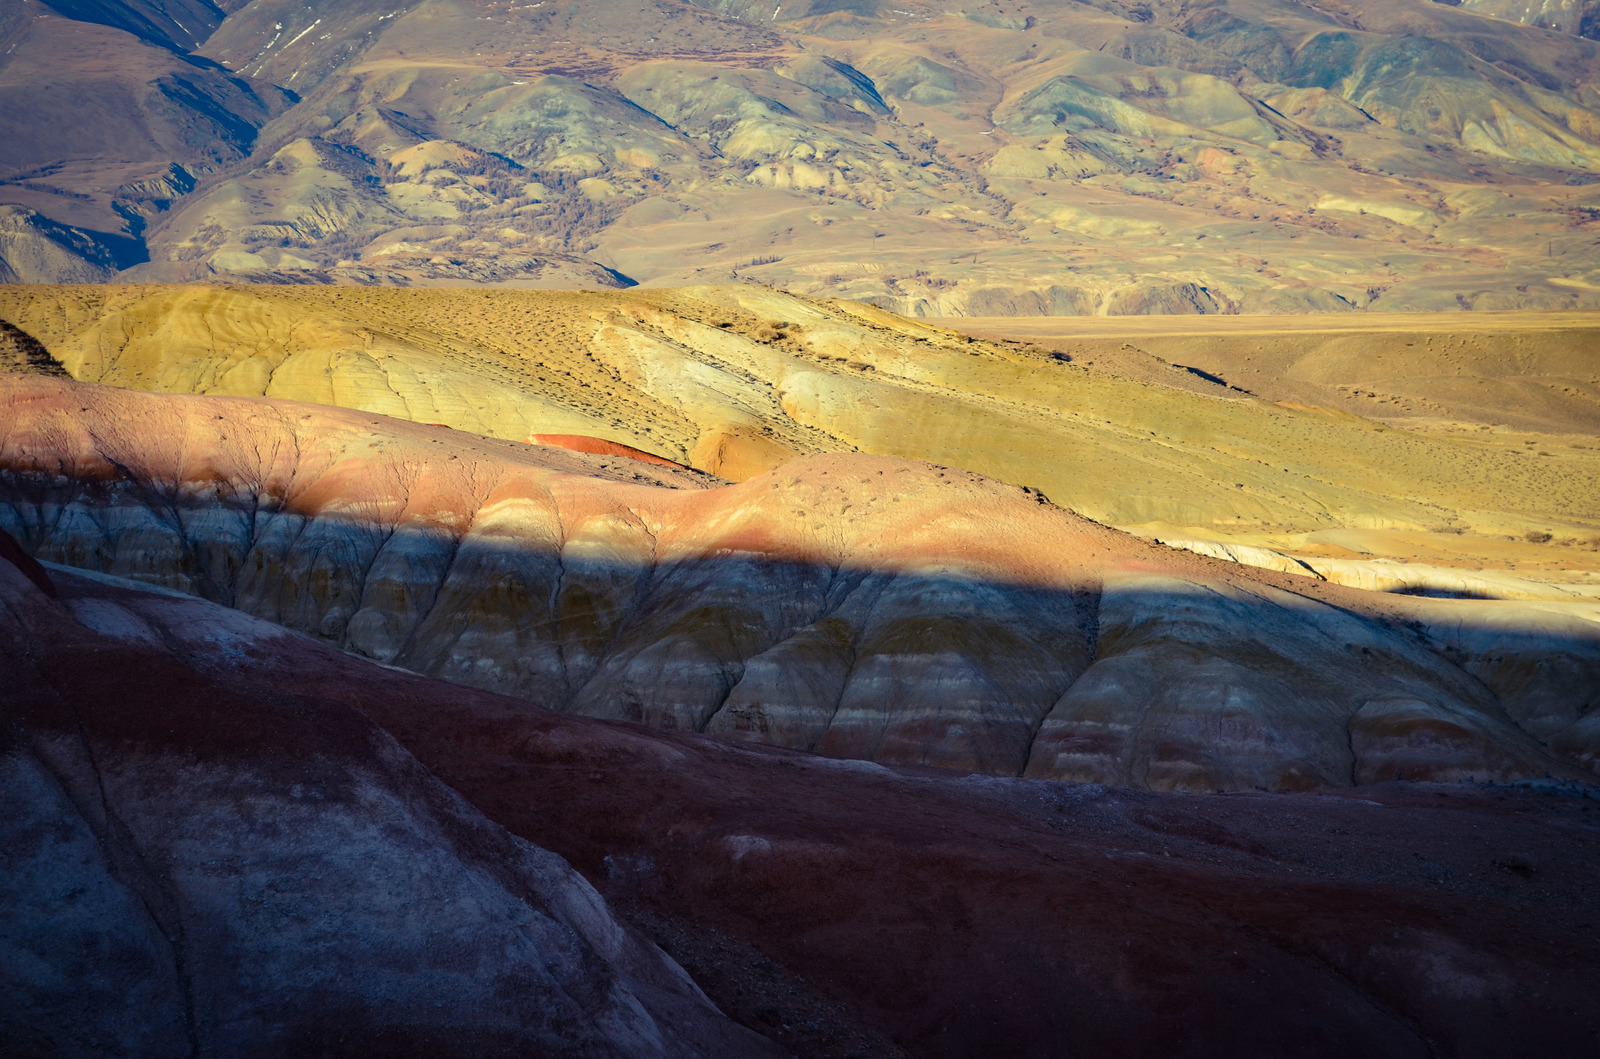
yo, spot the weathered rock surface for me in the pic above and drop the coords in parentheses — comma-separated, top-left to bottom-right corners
(0, 532, 780, 1059)
(2, 374, 1596, 790)
(1022, 568, 1571, 790)
(5, 541, 1599, 1057)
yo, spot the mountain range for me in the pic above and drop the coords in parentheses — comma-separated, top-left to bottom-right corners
(4, 0, 1600, 312)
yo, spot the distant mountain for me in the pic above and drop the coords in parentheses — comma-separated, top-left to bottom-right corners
(3, 0, 1599, 311)
(0, 0, 292, 278)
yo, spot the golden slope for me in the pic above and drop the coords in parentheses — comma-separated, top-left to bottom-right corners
(2, 283, 1596, 582)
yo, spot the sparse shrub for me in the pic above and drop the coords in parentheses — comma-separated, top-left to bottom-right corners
(1429, 523, 1465, 534)
(1525, 530, 1553, 543)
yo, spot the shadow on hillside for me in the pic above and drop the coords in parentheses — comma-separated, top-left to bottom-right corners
(3, 475, 1596, 791)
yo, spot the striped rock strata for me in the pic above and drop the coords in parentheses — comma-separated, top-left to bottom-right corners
(2, 374, 1596, 790)
(10, 529, 1600, 1057)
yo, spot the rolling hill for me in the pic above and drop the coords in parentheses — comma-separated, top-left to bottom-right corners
(4, 371, 1598, 789)
(3, 281, 1597, 594)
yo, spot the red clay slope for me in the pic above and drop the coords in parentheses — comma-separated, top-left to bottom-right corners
(4, 535, 1598, 1058)
(528, 433, 690, 469)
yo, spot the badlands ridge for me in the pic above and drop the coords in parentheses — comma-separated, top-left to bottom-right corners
(3, 372, 1596, 790)
(3, 283, 1599, 1053)
(4, 281, 1598, 589)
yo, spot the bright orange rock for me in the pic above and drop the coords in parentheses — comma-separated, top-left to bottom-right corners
(527, 433, 688, 469)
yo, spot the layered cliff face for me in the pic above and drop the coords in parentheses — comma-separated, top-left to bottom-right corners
(3, 374, 1595, 791)
(6, 523, 1600, 1057)
(0, 534, 781, 1058)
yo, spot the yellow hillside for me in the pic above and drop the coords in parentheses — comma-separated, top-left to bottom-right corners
(3, 283, 1597, 587)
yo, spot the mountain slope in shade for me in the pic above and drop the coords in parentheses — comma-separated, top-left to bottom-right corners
(4, 523, 1599, 1057)
(0, 536, 783, 1059)
(5, 0, 1600, 309)
(39, 0, 228, 53)
(3, 374, 1595, 790)
(0, 0, 293, 272)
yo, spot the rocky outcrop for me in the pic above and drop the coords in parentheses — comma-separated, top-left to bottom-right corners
(2, 375, 1596, 790)
(0, 532, 780, 1058)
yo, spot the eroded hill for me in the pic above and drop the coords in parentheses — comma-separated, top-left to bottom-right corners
(3, 282, 1597, 594)
(4, 372, 1597, 790)
(8, 534, 1600, 1056)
